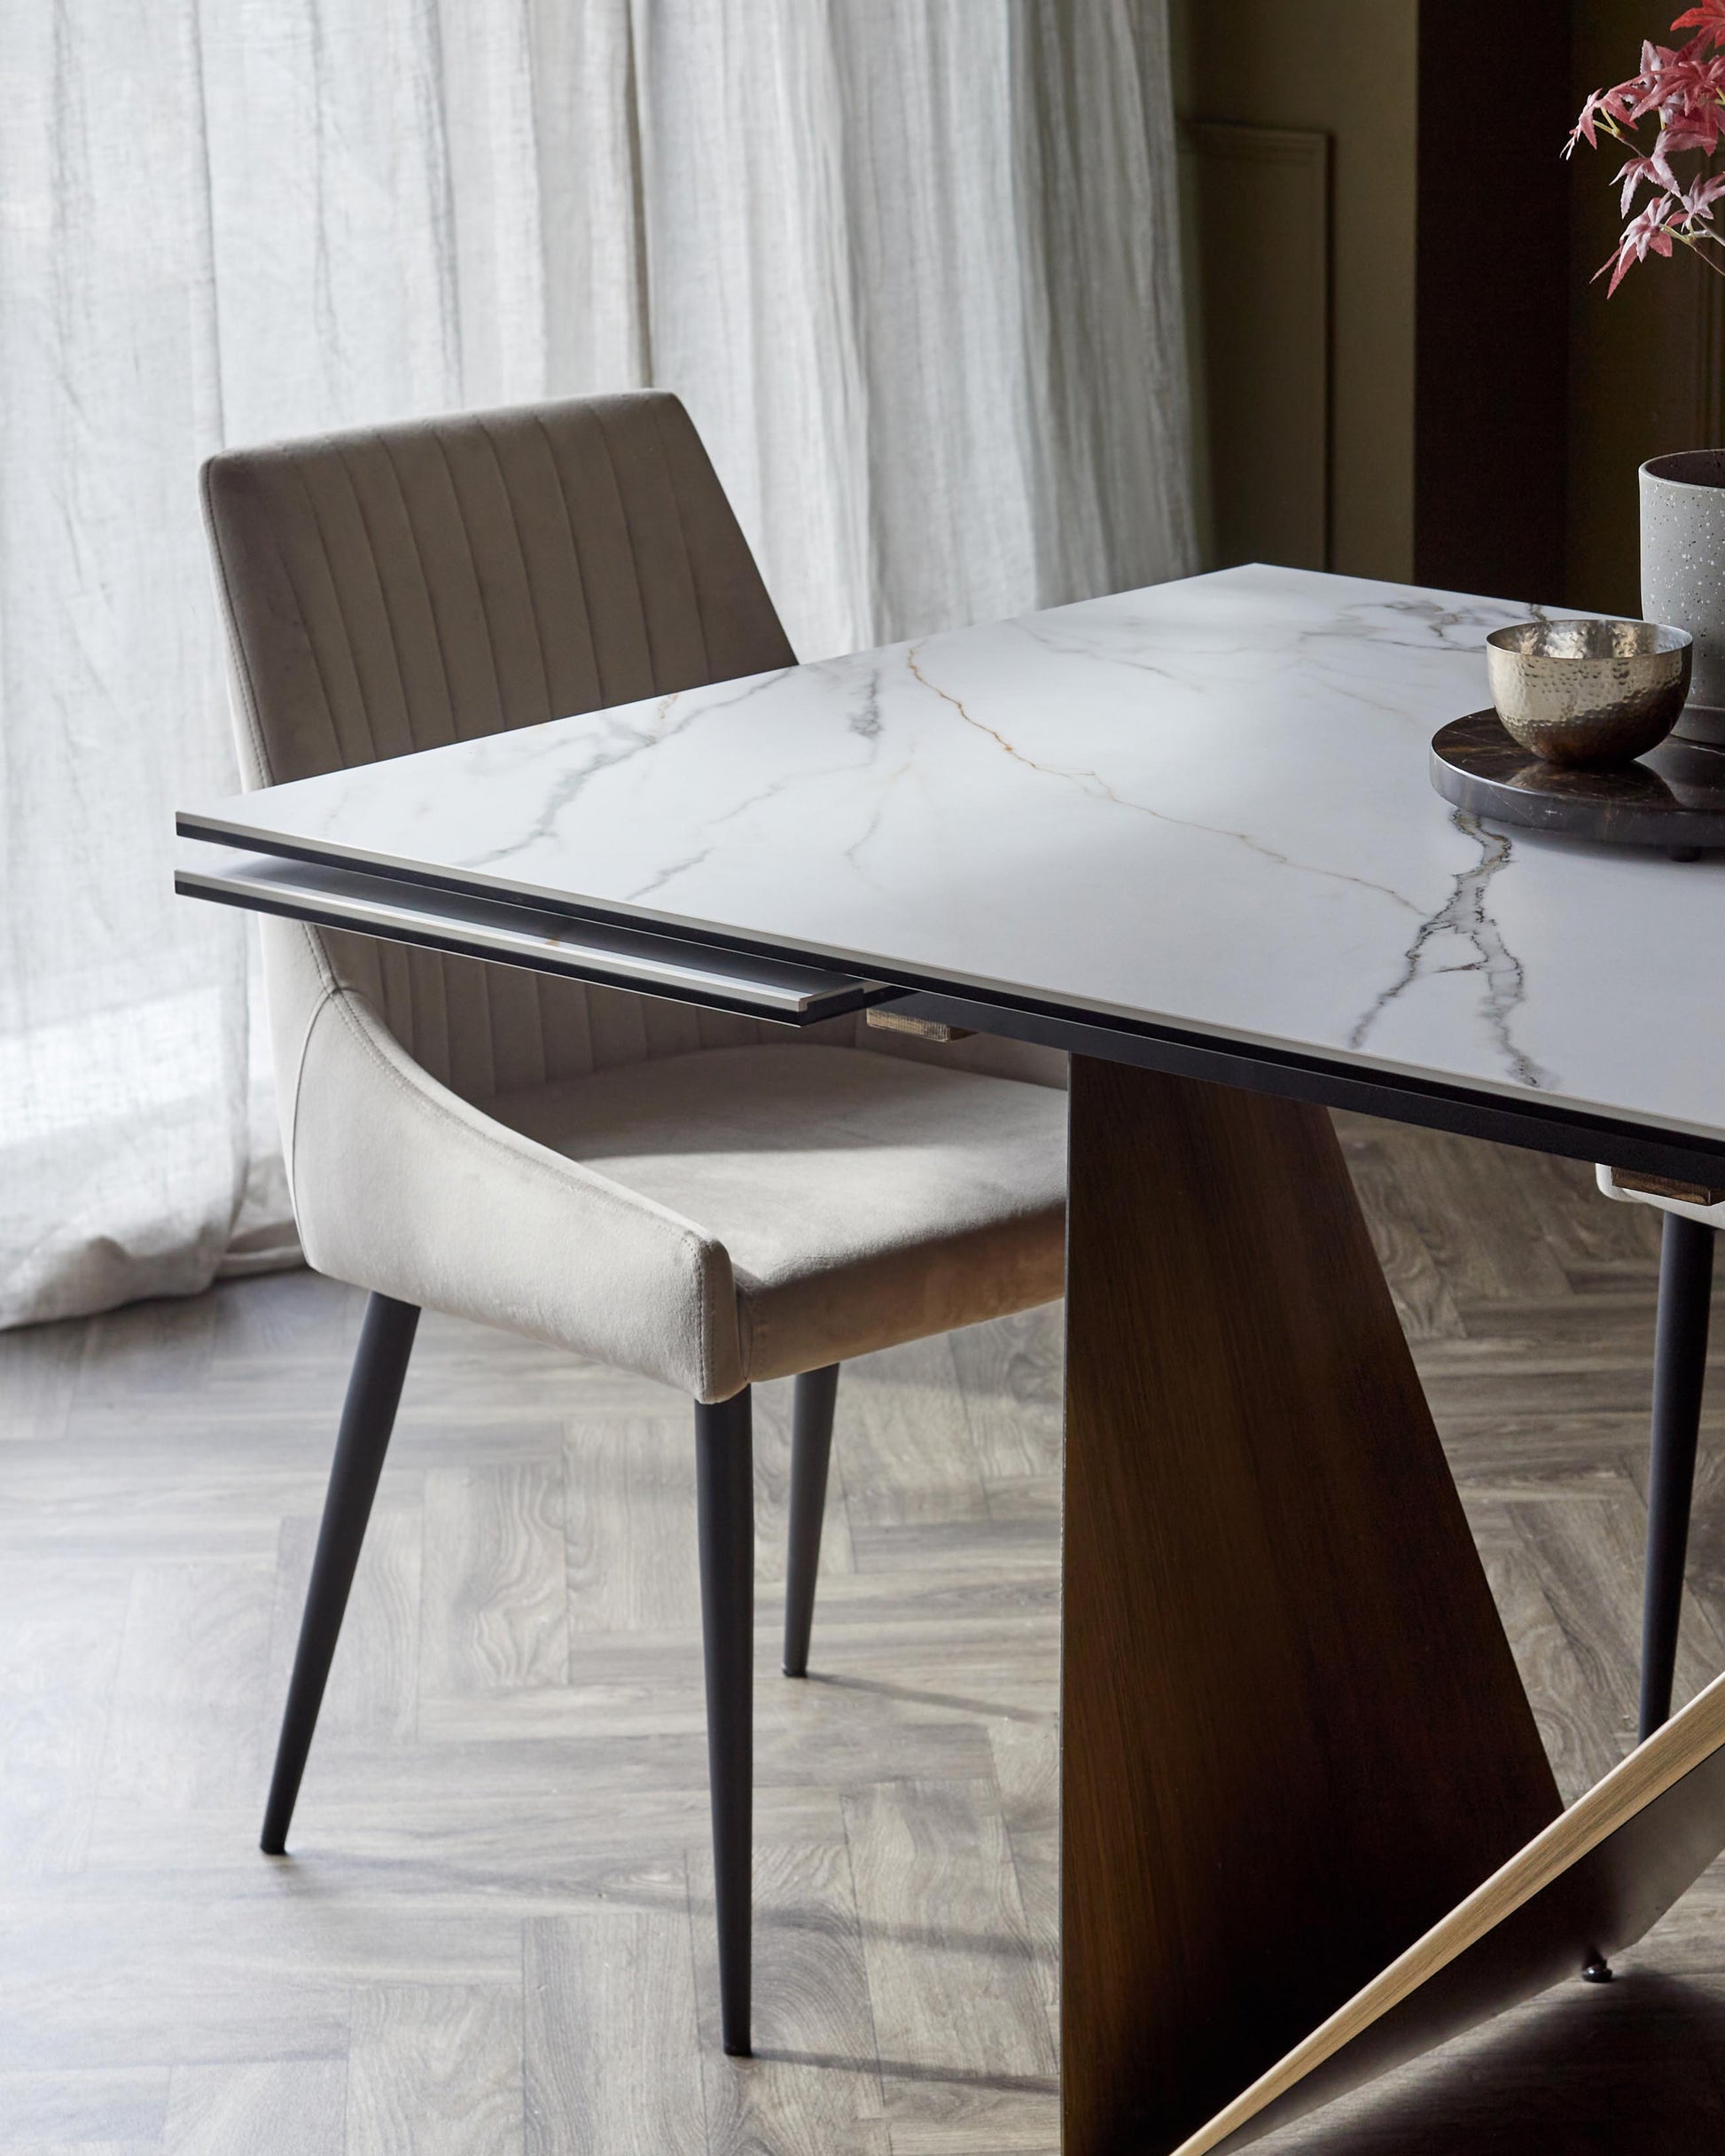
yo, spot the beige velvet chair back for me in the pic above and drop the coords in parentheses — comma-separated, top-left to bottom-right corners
(201, 394, 799, 1099)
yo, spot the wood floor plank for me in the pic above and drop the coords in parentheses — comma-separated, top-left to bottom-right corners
(0, 2066, 168, 2148)
(1519, 1150, 1666, 1273)
(1360, 1120, 1573, 1302)
(75, 1295, 216, 1404)
(524, 1908, 705, 2156)
(99, 1561, 274, 1813)
(207, 1268, 358, 1367)
(0, 1310, 85, 1443)
(691, 1840, 887, 2156)
(563, 1417, 702, 1633)
(421, 1464, 568, 1696)
(1467, 1504, 1620, 1805)
(0, 2144, 160, 2155)
(346, 1985, 523, 2156)
(1641, 1440, 1725, 1673)
(1440, 1417, 1662, 1485)
(833, 1339, 987, 1533)
(163, 2058, 347, 2156)
(987, 1722, 1058, 2042)
(800, 1567, 1058, 1635)
(752, 1378, 858, 1591)
(1509, 1474, 1725, 1751)
(0, 1451, 303, 1566)
(408, 1642, 1001, 1795)
(0, 1564, 131, 1874)
(1331, 1122, 1467, 1343)
(842, 1777, 1056, 2146)
(1439, 1287, 1661, 1358)
(844, 1516, 1057, 1580)
(0, 1895, 496, 2071)
(947, 1308, 1063, 1487)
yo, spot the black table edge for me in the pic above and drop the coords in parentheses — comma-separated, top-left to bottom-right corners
(886, 988, 1725, 1191)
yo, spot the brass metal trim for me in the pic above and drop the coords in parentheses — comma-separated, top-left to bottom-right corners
(865, 1009, 975, 1044)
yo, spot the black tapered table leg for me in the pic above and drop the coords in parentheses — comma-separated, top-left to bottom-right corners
(261, 1291, 419, 1854)
(783, 1363, 839, 1678)
(695, 1387, 754, 2057)
(1640, 1214, 1716, 1740)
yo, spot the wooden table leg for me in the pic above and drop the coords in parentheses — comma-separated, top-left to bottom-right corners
(1059, 1058, 1563, 2154)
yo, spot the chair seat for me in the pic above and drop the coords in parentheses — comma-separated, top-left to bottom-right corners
(483, 1043, 1066, 1384)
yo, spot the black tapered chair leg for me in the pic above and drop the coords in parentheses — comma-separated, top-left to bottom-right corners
(783, 1364, 839, 1678)
(1640, 1214, 1716, 1740)
(261, 1292, 420, 1854)
(695, 1387, 754, 2057)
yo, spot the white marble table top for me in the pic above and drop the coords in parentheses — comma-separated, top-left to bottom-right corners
(181, 565, 1725, 1145)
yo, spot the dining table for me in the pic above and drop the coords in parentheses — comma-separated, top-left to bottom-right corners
(176, 562, 1725, 2154)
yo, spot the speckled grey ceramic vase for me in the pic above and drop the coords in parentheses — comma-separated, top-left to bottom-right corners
(1641, 449, 1725, 746)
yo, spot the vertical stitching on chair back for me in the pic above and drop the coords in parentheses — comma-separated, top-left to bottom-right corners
(285, 457, 384, 769)
(646, 397, 715, 681)
(479, 422, 555, 727)
(527, 411, 601, 697)
(201, 393, 798, 1092)
(425, 429, 509, 734)
(329, 443, 421, 766)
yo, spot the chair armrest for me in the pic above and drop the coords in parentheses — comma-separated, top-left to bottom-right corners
(273, 922, 745, 1401)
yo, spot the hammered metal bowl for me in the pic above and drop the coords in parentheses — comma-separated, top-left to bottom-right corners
(1486, 618, 1692, 768)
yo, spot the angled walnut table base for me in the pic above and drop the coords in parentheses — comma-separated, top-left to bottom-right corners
(1062, 1055, 1725, 2155)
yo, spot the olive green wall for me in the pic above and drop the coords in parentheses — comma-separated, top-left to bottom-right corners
(1171, 0, 1418, 583)
(1567, 0, 1719, 614)
(1176, 0, 1723, 615)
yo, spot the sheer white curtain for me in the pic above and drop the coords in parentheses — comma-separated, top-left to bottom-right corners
(0, 0, 1193, 1330)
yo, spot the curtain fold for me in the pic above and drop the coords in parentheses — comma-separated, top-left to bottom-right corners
(0, 0, 1193, 1330)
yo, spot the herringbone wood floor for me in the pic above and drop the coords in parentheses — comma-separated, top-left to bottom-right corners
(4, 1113, 1725, 2152)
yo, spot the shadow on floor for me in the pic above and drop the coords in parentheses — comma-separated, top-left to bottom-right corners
(752, 2049, 1058, 2097)
(1260, 1970, 1725, 2154)
(802, 1669, 1053, 1725)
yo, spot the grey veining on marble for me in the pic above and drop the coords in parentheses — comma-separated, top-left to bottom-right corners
(179, 565, 1725, 1145)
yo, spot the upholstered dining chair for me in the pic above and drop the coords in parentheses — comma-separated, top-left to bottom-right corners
(1596, 1166, 1721, 1740)
(199, 394, 1067, 2058)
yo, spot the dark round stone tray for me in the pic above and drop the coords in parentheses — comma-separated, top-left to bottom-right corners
(1431, 711, 1725, 856)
